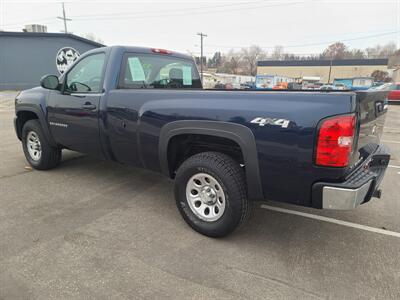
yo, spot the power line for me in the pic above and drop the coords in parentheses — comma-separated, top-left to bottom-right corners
(57, 2, 71, 33)
(2, 0, 398, 52)
(2, 0, 305, 27)
(3, 0, 397, 26)
(70, 0, 264, 19)
(3, 0, 395, 27)
(204, 30, 400, 50)
(71, 0, 309, 21)
(67, 0, 399, 22)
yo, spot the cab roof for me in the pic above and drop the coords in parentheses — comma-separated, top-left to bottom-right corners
(93, 45, 193, 61)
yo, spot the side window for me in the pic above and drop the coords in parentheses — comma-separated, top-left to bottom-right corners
(65, 53, 105, 93)
(119, 53, 201, 89)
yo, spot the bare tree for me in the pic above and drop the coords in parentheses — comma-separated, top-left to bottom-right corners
(218, 50, 242, 74)
(208, 52, 222, 68)
(241, 45, 267, 76)
(366, 42, 397, 58)
(271, 45, 284, 60)
(379, 42, 397, 57)
(322, 42, 351, 59)
(350, 49, 366, 59)
(227, 50, 242, 74)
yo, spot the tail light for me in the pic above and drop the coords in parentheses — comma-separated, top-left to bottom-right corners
(315, 114, 356, 167)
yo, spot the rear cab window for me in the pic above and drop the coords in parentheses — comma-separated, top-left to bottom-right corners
(118, 53, 202, 89)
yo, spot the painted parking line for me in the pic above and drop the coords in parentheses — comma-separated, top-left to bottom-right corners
(382, 140, 400, 144)
(389, 165, 400, 169)
(384, 127, 400, 130)
(261, 204, 400, 238)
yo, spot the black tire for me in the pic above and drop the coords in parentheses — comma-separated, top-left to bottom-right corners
(21, 119, 61, 170)
(174, 151, 250, 238)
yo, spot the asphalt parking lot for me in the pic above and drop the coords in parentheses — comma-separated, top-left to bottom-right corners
(0, 91, 399, 299)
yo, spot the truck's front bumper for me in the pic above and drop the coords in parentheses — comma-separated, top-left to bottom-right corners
(312, 144, 390, 210)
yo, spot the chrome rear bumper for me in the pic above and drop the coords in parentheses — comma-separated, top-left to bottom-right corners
(322, 180, 372, 210)
(312, 144, 390, 210)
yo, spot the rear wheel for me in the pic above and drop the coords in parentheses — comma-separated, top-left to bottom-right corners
(22, 120, 61, 170)
(174, 152, 250, 237)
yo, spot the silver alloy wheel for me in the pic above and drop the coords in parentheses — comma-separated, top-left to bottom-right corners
(185, 173, 226, 222)
(26, 131, 42, 161)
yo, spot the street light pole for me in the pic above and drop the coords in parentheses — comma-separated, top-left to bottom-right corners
(197, 32, 207, 83)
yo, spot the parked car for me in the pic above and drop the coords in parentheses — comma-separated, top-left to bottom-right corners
(334, 83, 347, 90)
(225, 82, 234, 90)
(371, 82, 400, 103)
(287, 82, 302, 90)
(369, 83, 391, 91)
(255, 75, 293, 90)
(386, 83, 400, 103)
(14, 46, 390, 237)
(214, 82, 226, 89)
(201, 72, 218, 89)
(333, 78, 373, 90)
(241, 81, 255, 90)
(372, 82, 385, 88)
(272, 82, 288, 90)
(313, 82, 324, 89)
(302, 82, 322, 90)
(320, 84, 334, 91)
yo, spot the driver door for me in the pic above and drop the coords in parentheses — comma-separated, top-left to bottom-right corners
(47, 52, 105, 157)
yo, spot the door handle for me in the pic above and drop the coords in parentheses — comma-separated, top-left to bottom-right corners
(82, 102, 96, 110)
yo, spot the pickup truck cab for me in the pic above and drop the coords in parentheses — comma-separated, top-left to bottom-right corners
(14, 46, 390, 237)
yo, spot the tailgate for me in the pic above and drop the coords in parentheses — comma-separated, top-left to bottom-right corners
(352, 90, 388, 164)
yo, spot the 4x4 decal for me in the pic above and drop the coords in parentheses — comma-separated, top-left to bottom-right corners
(250, 117, 291, 128)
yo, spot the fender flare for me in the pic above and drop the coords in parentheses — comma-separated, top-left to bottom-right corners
(159, 120, 263, 200)
(15, 105, 57, 147)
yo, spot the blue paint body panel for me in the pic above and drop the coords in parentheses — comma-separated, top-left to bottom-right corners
(14, 46, 389, 209)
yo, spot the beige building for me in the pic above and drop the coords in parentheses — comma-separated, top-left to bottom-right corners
(388, 55, 400, 82)
(257, 59, 388, 83)
(392, 69, 400, 82)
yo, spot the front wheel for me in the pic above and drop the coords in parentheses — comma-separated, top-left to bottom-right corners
(174, 152, 250, 237)
(21, 119, 61, 170)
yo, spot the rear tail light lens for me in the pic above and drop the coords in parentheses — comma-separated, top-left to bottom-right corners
(315, 114, 356, 167)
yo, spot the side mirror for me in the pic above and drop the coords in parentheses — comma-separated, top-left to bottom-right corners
(40, 75, 59, 90)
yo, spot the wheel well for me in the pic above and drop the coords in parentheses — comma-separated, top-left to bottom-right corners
(167, 134, 244, 177)
(16, 111, 38, 139)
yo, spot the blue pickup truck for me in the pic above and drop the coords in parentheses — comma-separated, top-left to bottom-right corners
(14, 46, 390, 237)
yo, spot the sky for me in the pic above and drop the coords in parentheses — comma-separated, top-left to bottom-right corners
(0, 0, 399, 57)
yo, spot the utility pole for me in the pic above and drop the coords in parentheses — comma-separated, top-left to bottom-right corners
(328, 56, 333, 83)
(397, 0, 400, 49)
(57, 2, 71, 34)
(197, 32, 207, 83)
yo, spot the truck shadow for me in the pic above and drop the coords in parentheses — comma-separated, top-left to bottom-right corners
(20, 150, 398, 299)
(57, 149, 340, 242)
